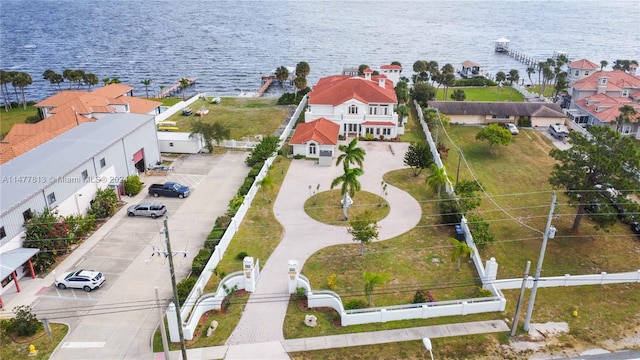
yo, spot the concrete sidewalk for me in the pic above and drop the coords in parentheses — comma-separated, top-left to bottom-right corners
(157, 320, 509, 359)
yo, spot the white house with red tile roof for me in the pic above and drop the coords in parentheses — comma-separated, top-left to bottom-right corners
(289, 118, 340, 166)
(304, 71, 401, 140)
(379, 64, 402, 86)
(567, 59, 600, 85)
(566, 66, 640, 135)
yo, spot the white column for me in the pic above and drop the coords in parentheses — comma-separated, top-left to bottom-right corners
(288, 260, 299, 294)
(243, 256, 256, 292)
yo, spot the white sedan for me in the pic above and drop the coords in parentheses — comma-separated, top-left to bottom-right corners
(55, 270, 106, 292)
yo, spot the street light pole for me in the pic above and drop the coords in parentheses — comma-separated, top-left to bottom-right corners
(164, 217, 188, 360)
(523, 192, 557, 332)
(423, 338, 434, 360)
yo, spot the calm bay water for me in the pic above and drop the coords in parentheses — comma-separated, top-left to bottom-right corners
(1, 0, 639, 101)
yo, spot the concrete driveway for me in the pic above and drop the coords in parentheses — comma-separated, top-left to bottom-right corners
(26, 151, 249, 360)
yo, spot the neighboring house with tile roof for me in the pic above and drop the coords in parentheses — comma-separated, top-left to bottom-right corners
(426, 101, 566, 127)
(567, 59, 600, 85)
(565, 65, 640, 136)
(379, 64, 402, 86)
(304, 71, 401, 140)
(289, 118, 340, 166)
(0, 84, 161, 164)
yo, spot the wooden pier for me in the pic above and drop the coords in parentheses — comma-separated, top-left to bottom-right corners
(505, 49, 539, 66)
(156, 77, 197, 98)
(254, 77, 274, 98)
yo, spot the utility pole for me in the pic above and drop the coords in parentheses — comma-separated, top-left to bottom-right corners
(163, 217, 188, 360)
(510, 261, 531, 336)
(523, 192, 557, 332)
(155, 287, 170, 360)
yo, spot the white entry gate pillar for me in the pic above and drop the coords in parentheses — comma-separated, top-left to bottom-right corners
(288, 259, 299, 293)
(244, 256, 256, 292)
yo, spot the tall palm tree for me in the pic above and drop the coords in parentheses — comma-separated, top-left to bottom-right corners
(141, 79, 152, 98)
(295, 61, 310, 78)
(526, 67, 535, 85)
(331, 166, 363, 221)
(293, 76, 306, 98)
(507, 69, 520, 101)
(12, 72, 32, 110)
(274, 66, 289, 89)
(442, 73, 456, 101)
(336, 138, 366, 170)
(448, 237, 474, 270)
(102, 77, 111, 86)
(495, 71, 506, 101)
(600, 60, 608, 71)
(83, 73, 98, 90)
(179, 77, 190, 100)
(109, 77, 121, 84)
(426, 163, 452, 197)
(0, 70, 12, 111)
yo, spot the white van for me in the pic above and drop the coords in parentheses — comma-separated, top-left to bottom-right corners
(549, 123, 569, 139)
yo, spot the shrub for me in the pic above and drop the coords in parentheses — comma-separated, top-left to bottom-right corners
(235, 251, 248, 260)
(437, 193, 462, 225)
(245, 136, 279, 167)
(123, 175, 144, 196)
(204, 238, 221, 250)
(227, 195, 244, 216)
(327, 274, 337, 290)
(293, 154, 304, 159)
(191, 248, 212, 276)
(215, 215, 232, 229)
(176, 277, 197, 305)
(476, 287, 494, 298)
(413, 290, 436, 304)
(252, 161, 264, 171)
(65, 213, 96, 240)
(25, 115, 42, 124)
(23, 208, 72, 273)
(89, 187, 119, 219)
(295, 287, 307, 300)
(10, 305, 41, 337)
(344, 299, 367, 310)
(364, 133, 375, 141)
(517, 116, 532, 127)
(248, 167, 260, 179)
(238, 177, 255, 196)
(207, 228, 226, 240)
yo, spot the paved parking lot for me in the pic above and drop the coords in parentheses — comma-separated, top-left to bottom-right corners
(21, 151, 249, 360)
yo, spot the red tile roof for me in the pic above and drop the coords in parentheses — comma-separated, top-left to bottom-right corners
(568, 59, 599, 70)
(91, 83, 134, 98)
(380, 64, 402, 70)
(363, 68, 374, 73)
(309, 75, 397, 106)
(362, 121, 396, 126)
(575, 93, 640, 123)
(289, 118, 340, 145)
(572, 70, 640, 91)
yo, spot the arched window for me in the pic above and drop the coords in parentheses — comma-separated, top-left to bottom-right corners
(309, 143, 317, 155)
(348, 104, 358, 114)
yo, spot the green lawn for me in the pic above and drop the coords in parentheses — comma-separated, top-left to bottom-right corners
(167, 97, 291, 140)
(0, 323, 68, 360)
(282, 111, 640, 356)
(304, 190, 389, 226)
(435, 86, 525, 102)
(0, 106, 39, 138)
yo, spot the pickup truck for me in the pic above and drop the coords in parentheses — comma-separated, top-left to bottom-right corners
(148, 182, 190, 198)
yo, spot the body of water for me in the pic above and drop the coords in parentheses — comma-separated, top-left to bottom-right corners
(1, 0, 639, 102)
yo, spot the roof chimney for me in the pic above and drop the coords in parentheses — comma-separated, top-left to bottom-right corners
(364, 68, 373, 81)
(630, 63, 637, 76)
(378, 77, 385, 88)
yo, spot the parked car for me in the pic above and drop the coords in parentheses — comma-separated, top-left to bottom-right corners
(127, 202, 167, 218)
(549, 123, 569, 139)
(501, 122, 519, 135)
(55, 269, 106, 292)
(148, 182, 190, 198)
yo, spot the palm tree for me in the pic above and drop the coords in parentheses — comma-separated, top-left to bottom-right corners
(295, 61, 310, 78)
(102, 77, 111, 86)
(141, 79, 152, 98)
(336, 138, 366, 170)
(442, 73, 456, 101)
(495, 71, 506, 101)
(159, 85, 165, 98)
(448, 237, 474, 270)
(179, 78, 190, 100)
(331, 166, 363, 221)
(441, 63, 455, 74)
(600, 60, 608, 71)
(256, 172, 274, 200)
(109, 77, 121, 84)
(0, 70, 13, 111)
(507, 69, 520, 101)
(526, 67, 535, 85)
(83, 73, 98, 90)
(293, 76, 307, 98)
(12, 72, 32, 110)
(363, 272, 390, 306)
(615, 105, 638, 133)
(274, 66, 289, 89)
(426, 163, 452, 197)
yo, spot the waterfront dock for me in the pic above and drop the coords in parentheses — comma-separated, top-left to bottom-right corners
(156, 77, 197, 98)
(254, 77, 274, 98)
